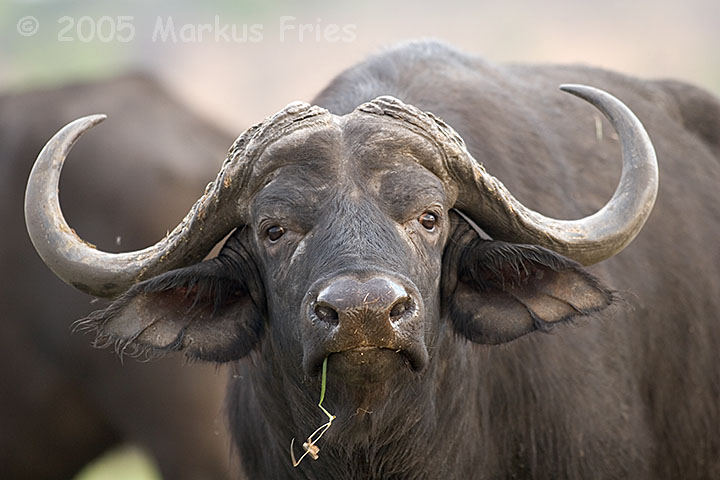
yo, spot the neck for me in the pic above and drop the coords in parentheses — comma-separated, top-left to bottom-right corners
(229, 333, 481, 479)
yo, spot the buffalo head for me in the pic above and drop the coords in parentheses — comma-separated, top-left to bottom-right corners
(24, 85, 657, 408)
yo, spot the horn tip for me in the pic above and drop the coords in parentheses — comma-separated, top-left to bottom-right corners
(64, 114, 108, 134)
(559, 84, 615, 106)
(559, 83, 594, 95)
(85, 113, 108, 125)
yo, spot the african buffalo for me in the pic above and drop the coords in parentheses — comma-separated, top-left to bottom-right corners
(24, 41, 720, 479)
(2, 74, 235, 479)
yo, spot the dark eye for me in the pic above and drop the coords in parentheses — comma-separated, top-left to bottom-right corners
(418, 212, 437, 231)
(266, 225, 285, 242)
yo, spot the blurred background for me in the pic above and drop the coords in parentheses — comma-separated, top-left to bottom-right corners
(2, 0, 718, 130)
(1, 0, 718, 479)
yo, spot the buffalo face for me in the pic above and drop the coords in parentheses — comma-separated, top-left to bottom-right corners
(247, 118, 454, 385)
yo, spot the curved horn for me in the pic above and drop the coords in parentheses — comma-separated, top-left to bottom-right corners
(452, 84, 658, 265)
(24, 115, 235, 297)
(356, 88, 657, 265)
(24, 102, 333, 298)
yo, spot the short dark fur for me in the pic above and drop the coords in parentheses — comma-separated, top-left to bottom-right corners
(84, 41, 719, 479)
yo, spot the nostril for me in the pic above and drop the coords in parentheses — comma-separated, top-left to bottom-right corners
(389, 297, 413, 321)
(314, 304, 339, 326)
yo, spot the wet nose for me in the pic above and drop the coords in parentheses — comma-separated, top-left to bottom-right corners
(312, 276, 414, 327)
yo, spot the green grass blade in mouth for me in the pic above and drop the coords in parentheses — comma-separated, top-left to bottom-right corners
(290, 356, 336, 467)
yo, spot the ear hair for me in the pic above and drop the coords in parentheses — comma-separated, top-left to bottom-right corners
(445, 221, 615, 345)
(74, 248, 265, 362)
(460, 240, 582, 291)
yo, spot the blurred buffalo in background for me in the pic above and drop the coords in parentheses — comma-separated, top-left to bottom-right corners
(0, 74, 236, 479)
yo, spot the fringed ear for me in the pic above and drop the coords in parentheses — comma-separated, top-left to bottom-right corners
(76, 237, 265, 363)
(443, 221, 614, 345)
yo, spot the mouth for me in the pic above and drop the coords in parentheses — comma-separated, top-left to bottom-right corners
(306, 344, 428, 385)
(329, 347, 410, 384)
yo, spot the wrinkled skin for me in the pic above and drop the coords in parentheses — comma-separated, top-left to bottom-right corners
(53, 41, 720, 479)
